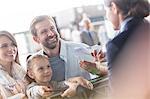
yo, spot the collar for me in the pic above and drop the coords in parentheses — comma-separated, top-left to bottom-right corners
(82, 29, 90, 33)
(42, 39, 67, 62)
(59, 39, 67, 62)
(119, 17, 133, 33)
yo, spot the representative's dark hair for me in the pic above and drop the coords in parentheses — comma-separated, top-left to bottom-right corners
(104, 0, 150, 18)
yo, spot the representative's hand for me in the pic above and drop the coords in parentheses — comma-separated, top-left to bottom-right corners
(38, 86, 53, 97)
(91, 50, 106, 62)
(67, 77, 93, 90)
(61, 81, 79, 97)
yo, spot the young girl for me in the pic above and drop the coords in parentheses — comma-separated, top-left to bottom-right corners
(26, 54, 93, 99)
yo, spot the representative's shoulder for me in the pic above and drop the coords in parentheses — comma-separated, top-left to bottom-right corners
(135, 18, 150, 34)
(12, 62, 26, 79)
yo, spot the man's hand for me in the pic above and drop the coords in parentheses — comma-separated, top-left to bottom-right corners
(38, 86, 53, 97)
(61, 81, 79, 97)
(67, 76, 93, 90)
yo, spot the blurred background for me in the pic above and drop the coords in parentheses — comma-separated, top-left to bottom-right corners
(0, 0, 149, 69)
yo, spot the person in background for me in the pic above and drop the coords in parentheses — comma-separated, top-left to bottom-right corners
(26, 54, 93, 99)
(79, 14, 100, 46)
(0, 31, 27, 99)
(103, 0, 150, 98)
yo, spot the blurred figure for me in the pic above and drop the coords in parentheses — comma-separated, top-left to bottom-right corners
(103, 0, 150, 99)
(79, 14, 100, 46)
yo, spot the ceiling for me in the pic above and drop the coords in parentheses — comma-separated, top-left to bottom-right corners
(0, 0, 103, 33)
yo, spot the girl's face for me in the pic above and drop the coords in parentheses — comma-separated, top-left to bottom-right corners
(30, 58, 52, 84)
(0, 36, 17, 63)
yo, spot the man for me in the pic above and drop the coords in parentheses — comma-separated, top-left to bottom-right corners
(30, 15, 93, 80)
(30, 15, 95, 98)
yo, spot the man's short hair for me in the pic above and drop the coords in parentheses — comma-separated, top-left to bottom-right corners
(30, 15, 55, 36)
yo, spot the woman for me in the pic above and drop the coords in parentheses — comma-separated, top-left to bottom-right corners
(103, 0, 150, 99)
(0, 31, 27, 98)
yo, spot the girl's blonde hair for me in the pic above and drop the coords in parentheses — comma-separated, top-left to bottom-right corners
(26, 54, 48, 69)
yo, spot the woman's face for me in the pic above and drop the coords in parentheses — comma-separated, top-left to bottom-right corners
(0, 36, 17, 63)
(105, 2, 120, 30)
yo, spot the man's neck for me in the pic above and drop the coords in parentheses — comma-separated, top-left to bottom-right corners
(43, 41, 60, 58)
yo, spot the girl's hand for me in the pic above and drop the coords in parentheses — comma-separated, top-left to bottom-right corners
(61, 81, 79, 97)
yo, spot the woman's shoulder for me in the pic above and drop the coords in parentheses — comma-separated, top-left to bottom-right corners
(12, 62, 26, 80)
